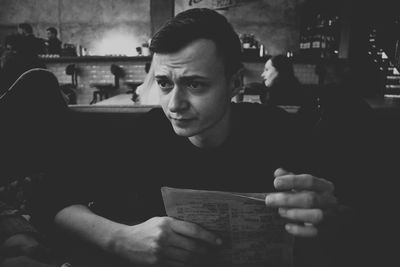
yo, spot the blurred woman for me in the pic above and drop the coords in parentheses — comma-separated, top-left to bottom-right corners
(261, 54, 304, 106)
(136, 60, 160, 105)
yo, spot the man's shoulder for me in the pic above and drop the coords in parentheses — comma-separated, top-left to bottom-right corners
(53, 38, 62, 45)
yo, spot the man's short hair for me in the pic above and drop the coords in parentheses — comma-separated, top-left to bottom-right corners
(46, 27, 58, 36)
(150, 8, 243, 77)
(18, 23, 33, 34)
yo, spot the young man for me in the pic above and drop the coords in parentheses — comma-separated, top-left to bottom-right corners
(43, 8, 355, 267)
(45, 27, 62, 55)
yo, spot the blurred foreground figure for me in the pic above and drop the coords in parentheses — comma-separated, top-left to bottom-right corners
(1, 69, 69, 267)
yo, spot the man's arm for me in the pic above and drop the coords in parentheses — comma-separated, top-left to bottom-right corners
(54, 205, 124, 254)
(55, 204, 222, 266)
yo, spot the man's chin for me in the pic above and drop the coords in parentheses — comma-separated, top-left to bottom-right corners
(172, 126, 194, 137)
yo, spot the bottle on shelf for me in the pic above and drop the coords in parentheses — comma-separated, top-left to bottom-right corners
(259, 44, 265, 58)
(299, 9, 341, 60)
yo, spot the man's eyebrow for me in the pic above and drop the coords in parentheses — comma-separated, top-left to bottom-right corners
(154, 75, 208, 81)
(180, 75, 208, 81)
(155, 75, 169, 79)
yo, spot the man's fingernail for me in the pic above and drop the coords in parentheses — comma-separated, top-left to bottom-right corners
(265, 195, 272, 205)
(274, 178, 282, 188)
(278, 208, 286, 215)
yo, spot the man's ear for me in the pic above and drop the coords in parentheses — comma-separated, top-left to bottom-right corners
(229, 68, 244, 98)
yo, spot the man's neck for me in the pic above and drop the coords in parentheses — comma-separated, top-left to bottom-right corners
(188, 106, 232, 148)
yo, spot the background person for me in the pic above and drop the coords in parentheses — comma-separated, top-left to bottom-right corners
(0, 69, 71, 267)
(16, 23, 46, 57)
(261, 54, 305, 106)
(0, 27, 45, 95)
(44, 27, 62, 55)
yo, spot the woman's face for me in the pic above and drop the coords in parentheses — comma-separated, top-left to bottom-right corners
(261, 59, 278, 87)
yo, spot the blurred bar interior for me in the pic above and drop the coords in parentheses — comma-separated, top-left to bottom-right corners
(0, 0, 399, 108)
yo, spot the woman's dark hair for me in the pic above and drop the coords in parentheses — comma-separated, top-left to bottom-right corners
(266, 55, 303, 106)
(150, 8, 243, 78)
(269, 54, 298, 84)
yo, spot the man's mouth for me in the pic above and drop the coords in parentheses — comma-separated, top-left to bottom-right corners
(171, 117, 194, 121)
(169, 116, 196, 126)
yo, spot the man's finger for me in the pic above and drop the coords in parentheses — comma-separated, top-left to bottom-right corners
(285, 223, 318, 237)
(274, 174, 335, 193)
(265, 191, 337, 208)
(278, 208, 324, 224)
(170, 220, 222, 246)
(274, 168, 293, 177)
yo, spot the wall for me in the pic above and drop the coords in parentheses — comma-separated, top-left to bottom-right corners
(1, 0, 309, 56)
(0, 0, 151, 56)
(175, 0, 306, 56)
(45, 57, 150, 105)
(151, 0, 174, 36)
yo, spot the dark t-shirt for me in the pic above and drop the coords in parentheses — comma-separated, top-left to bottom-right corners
(45, 38, 62, 54)
(34, 102, 372, 266)
(107, 104, 307, 223)
(19, 35, 46, 56)
(42, 103, 306, 225)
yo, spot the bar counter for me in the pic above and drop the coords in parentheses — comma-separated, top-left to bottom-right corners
(43, 56, 152, 104)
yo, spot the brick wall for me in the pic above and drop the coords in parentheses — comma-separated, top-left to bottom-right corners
(45, 58, 150, 105)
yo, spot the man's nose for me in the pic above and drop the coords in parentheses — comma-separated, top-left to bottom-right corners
(168, 87, 188, 112)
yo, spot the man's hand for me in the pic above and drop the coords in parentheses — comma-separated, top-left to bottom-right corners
(265, 168, 337, 237)
(111, 216, 222, 266)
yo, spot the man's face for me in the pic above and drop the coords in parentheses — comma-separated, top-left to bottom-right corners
(153, 39, 234, 142)
(17, 27, 25, 35)
(261, 59, 278, 87)
(47, 31, 55, 39)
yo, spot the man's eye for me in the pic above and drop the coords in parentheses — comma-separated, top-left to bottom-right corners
(187, 81, 202, 90)
(156, 80, 173, 91)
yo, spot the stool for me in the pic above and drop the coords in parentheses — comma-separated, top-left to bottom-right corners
(125, 81, 142, 102)
(89, 64, 122, 104)
(66, 64, 78, 87)
(59, 83, 77, 105)
(89, 83, 114, 104)
(60, 64, 78, 104)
